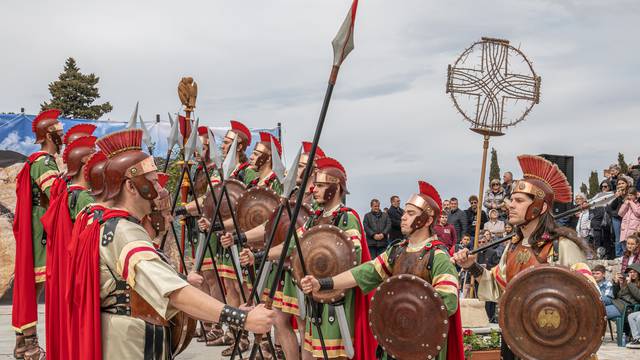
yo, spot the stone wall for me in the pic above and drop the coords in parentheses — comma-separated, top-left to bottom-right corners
(588, 258, 622, 279)
(0, 164, 20, 298)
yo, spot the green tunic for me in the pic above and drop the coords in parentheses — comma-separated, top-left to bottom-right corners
(296, 206, 363, 359)
(68, 189, 94, 221)
(350, 237, 460, 360)
(30, 154, 59, 281)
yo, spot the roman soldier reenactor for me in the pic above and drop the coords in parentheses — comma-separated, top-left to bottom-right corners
(218, 131, 287, 358)
(203, 120, 258, 353)
(175, 125, 228, 345)
(293, 141, 326, 208)
(453, 154, 595, 359)
(62, 128, 274, 359)
(41, 135, 97, 360)
(223, 120, 258, 185)
(12, 109, 64, 359)
(300, 181, 464, 360)
(255, 157, 374, 359)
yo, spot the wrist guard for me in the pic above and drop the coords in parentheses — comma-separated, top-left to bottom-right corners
(233, 232, 247, 246)
(175, 205, 188, 217)
(254, 250, 266, 266)
(219, 305, 248, 328)
(467, 262, 485, 278)
(318, 277, 334, 291)
(211, 221, 224, 232)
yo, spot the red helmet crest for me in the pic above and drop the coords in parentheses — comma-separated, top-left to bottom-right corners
(230, 120, 252, 145)
(259, 132, 282, 156)
(302, 141, 325, 158)
(63, 123, 97, 145)
(418, 181, 443, 212)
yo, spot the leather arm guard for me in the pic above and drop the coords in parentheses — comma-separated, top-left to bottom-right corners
(219, 305, 248, 328)
(467, 262, 485, 278)
(318, 277, 334, 291)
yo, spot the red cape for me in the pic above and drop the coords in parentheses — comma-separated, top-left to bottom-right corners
(12, 152, 48, 331)
(65, 206, 130, 360)
(447, 303, 464, 360)
(342, 208, 377, 360)
(41, 180, 84, 359)
(426, 241, 464, 360)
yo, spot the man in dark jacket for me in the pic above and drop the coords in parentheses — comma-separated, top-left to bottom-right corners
(363, 198, 392, 258)
(447, 197, 468, 242)
(387, 195, 404, 242)
(464, 195, 488, 242)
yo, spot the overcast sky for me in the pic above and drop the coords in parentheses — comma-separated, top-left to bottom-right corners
(1, 0, 638, 215)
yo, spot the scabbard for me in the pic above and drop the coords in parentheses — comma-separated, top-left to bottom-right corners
(335, 304, 354, 358)
(296, 285, 306, 320)
(255, 260, 272, 298)
(230, 245, 244, 284)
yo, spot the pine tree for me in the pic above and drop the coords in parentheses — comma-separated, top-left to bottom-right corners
(41, 57, 112, 119)
(618, 153, 629, 175)
(489, 148, 501, 183)
(588, 171, 600, 198)
(580, 183, 588, 197)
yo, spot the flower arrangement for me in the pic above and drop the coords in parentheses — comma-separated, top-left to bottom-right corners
(463, 329, 501, 359)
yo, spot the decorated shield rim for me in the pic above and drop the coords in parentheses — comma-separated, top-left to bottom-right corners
(369, 274, 449, 359)
(291, 224, 356, 303)
(498, 264, 606, 360)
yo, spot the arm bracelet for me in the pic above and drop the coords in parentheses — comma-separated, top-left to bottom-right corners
(467, 262, 485, 278)
(219, 304, 248, 328)
(318, 277, 334, 291)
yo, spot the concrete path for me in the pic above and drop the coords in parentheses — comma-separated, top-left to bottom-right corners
(0, 305, 635, 359)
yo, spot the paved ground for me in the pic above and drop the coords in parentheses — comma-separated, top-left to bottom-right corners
(0, 305, 635, 359)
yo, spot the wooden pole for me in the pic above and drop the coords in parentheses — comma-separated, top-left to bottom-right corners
(179, 110, 192, 273)
(473, 134, 490, 249)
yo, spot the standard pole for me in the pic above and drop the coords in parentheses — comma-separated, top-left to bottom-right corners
(473, 134, 490, 249)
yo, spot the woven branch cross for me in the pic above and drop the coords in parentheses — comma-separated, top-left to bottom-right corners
(447, 38, 541, 133)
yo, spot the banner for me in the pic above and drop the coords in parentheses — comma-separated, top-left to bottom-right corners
(0, 113, 281, 160)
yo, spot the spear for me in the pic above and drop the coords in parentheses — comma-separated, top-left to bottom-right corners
(249, 2, 359, 359)
(138, 115, 155, 156)
(162, 114, 181, 173)
(126, 101, 139, 129)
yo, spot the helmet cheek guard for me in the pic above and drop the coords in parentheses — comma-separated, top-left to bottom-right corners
(512, 179, 553, 224)
(324, 183, 339, 202)
(130, 175, 158, 201)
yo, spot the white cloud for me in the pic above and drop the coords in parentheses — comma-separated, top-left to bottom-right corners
(0, 0, 638, 215)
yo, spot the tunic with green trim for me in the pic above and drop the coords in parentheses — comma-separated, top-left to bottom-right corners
(290, 205, 363, 358)
(30, 153, 60, 282)
(350, 236, 460, 360)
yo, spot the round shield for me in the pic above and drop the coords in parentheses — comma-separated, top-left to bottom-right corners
(291, 224, 356, 303)
(369, 275, 448, 360)
(235, 187, 280, 250)
(203, 179, 246, 222)
(499, 264, 606, 360)
(264, 201, 312, 249)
